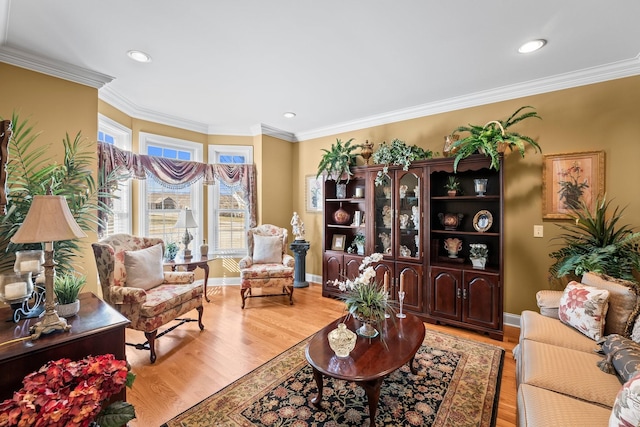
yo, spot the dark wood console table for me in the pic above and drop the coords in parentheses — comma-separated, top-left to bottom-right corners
(0, 292, 129, 401)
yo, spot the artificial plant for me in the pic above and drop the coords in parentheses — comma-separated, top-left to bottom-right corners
(316, 138, 360, 182)
(371, 139, 435, 186)
(549, 197, 640, 283)
(0, 112, 115, 274)
(450, 106, 542, 172)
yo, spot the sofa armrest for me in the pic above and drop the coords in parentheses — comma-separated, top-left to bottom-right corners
(239, 256, 253, 269)
(109, 286, 147, 305)
(536, 290, 564, 319)
(163, 271, 195, 284)
(283, 254, 294, 268)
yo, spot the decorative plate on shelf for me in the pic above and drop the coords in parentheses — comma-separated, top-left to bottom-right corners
(473, 210, 493, 232)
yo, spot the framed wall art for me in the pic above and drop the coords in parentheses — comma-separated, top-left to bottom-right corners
(331, 234, 346, 251)
(542, 151, 605, 219)
(305, 174, 323, 212)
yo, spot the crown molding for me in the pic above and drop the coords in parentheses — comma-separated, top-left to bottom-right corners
(250, 124, 296, 142)
(294, 54, 640, 142)
(0, 45, 114, 89)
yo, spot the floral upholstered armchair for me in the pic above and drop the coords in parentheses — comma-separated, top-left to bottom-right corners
(239, 224, 295, 308)
(92, 234, 204, 363)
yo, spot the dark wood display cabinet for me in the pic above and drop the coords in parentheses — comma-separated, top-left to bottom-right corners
(321, 171, 366, 298)
(321, 155, 504, 340)
(426, 155, 503, 339)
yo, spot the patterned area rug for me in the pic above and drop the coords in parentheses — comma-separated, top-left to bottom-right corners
(162, 328, 504, 427)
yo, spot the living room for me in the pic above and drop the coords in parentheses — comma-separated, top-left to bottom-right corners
(1, 2, 640, 426)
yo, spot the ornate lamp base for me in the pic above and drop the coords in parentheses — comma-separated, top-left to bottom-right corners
(30, 310, 71, 340)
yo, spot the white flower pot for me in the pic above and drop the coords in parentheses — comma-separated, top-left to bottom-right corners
(56, 299, 80, 318)
(470, 257, 487, 270)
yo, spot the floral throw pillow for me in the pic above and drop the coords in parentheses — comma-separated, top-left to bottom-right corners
(609, 371, 640, 427)
(559, 281, 610, 341)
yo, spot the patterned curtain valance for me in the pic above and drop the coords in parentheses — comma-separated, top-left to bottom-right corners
(98, 142, 257, 231)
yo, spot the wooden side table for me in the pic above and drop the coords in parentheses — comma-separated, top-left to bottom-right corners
(0, 292, 129, 401)
(165, 254, 216, 302)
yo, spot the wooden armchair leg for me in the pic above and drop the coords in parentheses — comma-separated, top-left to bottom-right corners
(196, 306, 205, 330)
(144, 330, 158, 363)
(241, 288, 248, 309)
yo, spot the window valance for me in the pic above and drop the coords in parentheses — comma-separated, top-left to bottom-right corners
(98, 142, 257, 228)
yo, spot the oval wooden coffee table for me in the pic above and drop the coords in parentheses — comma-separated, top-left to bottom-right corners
(305, 313, 425, 424)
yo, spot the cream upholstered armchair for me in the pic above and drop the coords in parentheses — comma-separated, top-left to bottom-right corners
(239, 224, 295, 308)
(92, 234, 204, 363)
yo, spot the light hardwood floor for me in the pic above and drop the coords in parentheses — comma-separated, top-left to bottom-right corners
(125, 283, 518, 426)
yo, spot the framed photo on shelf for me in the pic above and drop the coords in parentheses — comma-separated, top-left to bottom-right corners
(542, 151, 605, 219)
(305, 174, 323, 212)
(331, 234, 346, 251)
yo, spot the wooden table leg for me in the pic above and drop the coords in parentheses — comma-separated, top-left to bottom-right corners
(201, 262, 210, 302)
(409, 355, 418, 375)
(359, 377, 384, 425)
(310, 367, 324, 408)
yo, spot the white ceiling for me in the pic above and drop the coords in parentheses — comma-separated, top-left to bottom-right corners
(1, 0, 640, 141)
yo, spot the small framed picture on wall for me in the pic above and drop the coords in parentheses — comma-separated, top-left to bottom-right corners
(305, 174, 324, 213)
(542, 150, 605, 219)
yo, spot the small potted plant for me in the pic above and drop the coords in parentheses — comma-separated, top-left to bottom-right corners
(53, 271, 86, 317)
(469, 244, 489, 269)
(444, 176, 461, 196)
(450, 106, 542, 172)
(164, 241, 179, 261)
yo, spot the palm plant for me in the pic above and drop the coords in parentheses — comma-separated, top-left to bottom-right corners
(450, 106, 542, 172)
(0, 113, 114, 274)
(549, 197, 640, 283)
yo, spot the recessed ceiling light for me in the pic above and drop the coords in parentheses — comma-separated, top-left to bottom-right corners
(127, 50, 152, 63)
(518, 39, 546, 54)
(283, 112, 296, 119)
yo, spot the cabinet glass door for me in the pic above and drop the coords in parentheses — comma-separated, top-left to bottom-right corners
(396, 170, 421, 260)
(373, 173, 393, 257)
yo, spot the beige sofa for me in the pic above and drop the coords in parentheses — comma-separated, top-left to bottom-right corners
(515, 272, 640, 426)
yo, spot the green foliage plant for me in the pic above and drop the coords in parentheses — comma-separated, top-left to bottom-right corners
(316, 138, 360, 183)
(372, 139, 435, 186)
(53, 271, 86, 304)
(549, 197, 640, 283)
(0, 112, 114, 274)
(444, 176, 461, 193)
(450, 106, 542, 172)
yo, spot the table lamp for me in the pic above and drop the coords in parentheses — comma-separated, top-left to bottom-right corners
(10, 192, 87, 339)
(174, 208, 197, 259)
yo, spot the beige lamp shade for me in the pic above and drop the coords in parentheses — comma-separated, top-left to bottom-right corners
(11, 195, 87, 244)
(174, 208, 198, 229)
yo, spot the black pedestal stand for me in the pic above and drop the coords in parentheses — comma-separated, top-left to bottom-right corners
(289, 240, 311, 288)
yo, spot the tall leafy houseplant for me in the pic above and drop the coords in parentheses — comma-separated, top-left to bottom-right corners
(372, 139, 435, 186)
(450, 106, 542, 172)
(316, 138, 360, 183)
(549, 197, 640, 283)
(0, 113, 113, 274)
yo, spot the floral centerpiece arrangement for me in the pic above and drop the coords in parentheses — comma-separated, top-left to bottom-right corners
(332, 253, 391, 337)
(0, 354, 136, 427)
(469, 243, 489, 259)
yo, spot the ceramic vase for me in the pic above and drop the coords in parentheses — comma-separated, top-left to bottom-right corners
(200, 240, 208, 256)
(333, 206, 351, 224)
(328, 323, 357, 358)
(336, 183, 347, 199)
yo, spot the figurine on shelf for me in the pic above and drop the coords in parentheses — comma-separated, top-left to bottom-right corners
(382, 205, 392, 228)
(400, 245, 411, 257)
(379, 232, 391, 254)
(399, 184, 408, 199)
(411, 205, 419, 231)
(290, 211, 305, 241)
(399, 214, 409, 229)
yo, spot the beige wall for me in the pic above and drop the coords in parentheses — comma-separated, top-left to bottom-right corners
(0, 63, 100, 295)
(4, 62, 639, 316)
(297, 75, 640, 314)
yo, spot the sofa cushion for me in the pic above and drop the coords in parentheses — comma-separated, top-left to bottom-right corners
(252, 234, 283, 264)
(124, 244, 165, 290)
(609, 371, 640, 427)
(518, 384, 612, 427)
(519, 339, 622, 407)
(582, 272, 640, 337)
(559, 281, 610, 340)
(536, 289, 563, 319)
(520, 310, 599, 353)
(599, 334, 640, 382)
